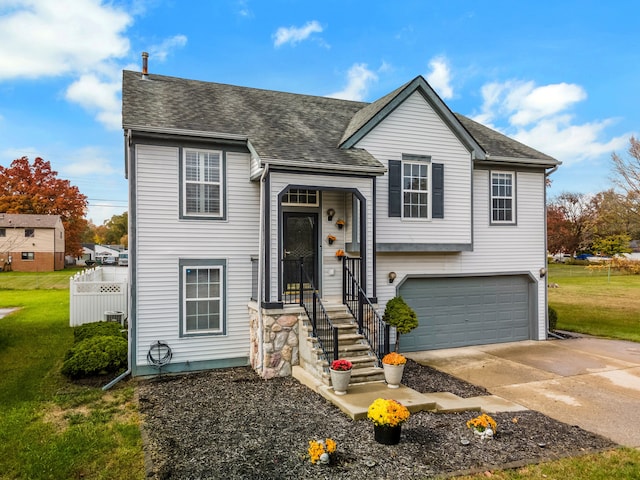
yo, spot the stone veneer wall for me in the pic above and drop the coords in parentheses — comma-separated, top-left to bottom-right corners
(249, 303, 301, 379)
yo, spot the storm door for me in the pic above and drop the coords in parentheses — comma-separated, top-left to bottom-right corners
(282, 212, 318, 302)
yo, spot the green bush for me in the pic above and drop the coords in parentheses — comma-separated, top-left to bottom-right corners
(383, 296, 418, 351)
(548, 305, 558, 331)
(62, 336, 128, 379)
(73, 321, 125, 343)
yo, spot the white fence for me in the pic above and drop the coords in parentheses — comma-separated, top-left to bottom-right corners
(69, 267, 129, 327)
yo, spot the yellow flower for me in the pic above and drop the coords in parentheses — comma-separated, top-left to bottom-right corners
(367, 398, 410, 427)
(307, 438, 337, 464)
(466, 413, 497, 433)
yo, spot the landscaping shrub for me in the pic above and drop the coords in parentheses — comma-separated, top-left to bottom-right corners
(548, 305, 558, 331)
(73, 321, 125, 343)
(383, 296, 418, 352)
(62, 335, 128, 379)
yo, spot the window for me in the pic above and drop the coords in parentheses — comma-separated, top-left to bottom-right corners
(21, 252, 35, 260)
(491, 171, 515, 223)
(25, 228, 34, 237)
(388, 155, 444, 219)
(282, 189, 318, 206)
(181, 260, 225, 335)
(0, 228, 5, 237)
(403, 162, 429, 218)
(183, 149, 223, 217)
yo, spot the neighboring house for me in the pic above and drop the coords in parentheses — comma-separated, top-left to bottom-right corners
(0, 213, 65, 272)
(122, 66, 560, 378)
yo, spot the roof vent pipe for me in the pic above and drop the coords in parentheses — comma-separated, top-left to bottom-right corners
(141, 52, 149, 79)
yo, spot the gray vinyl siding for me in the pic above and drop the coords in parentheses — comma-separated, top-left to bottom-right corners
(375, 169, 547, 341)
(355, 91, 473, 247)
(134, 144, 259, 370)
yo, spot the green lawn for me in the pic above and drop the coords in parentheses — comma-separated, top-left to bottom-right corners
(0, 281, 144, 479)
(547, 263, 640, 341)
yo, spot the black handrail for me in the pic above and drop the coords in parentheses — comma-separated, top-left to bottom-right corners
(342, 256, 390, 366)
(297, 259, 339, 367)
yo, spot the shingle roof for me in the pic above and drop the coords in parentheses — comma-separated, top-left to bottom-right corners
(122, 71, 385, 174)
(455, 114, 557, 164)
(0, 213, 61, 228)
(122, 71, 559, 172)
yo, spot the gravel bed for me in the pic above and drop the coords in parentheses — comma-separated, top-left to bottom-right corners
(138, 361, 615, 479)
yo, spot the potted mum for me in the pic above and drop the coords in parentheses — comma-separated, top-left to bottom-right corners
(367, 398, 410, 445)
(381, 352, 407, 388)
(329, 358, 352, 395)
(308, 438, 337, 465)
(335, 219, 345, 229)
(327, 234, 336, 245)
(466, 413, 497, 440)
(335, 249, 345, 260)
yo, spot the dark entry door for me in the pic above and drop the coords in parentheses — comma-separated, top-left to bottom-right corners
(282, 213, 318, 299)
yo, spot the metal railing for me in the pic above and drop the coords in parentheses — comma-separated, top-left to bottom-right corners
(342, 256, 390, 366)
(298, 260, 338, 366)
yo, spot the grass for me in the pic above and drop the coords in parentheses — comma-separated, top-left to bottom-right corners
(0, 267, 83, 290)
(0, 277, 144, 479)
(547, 263, 640, 341)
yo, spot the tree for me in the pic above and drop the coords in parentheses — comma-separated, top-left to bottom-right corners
(547, 192, 596, 254)
(590, 190, 640, 240)
(611, 136, 640, 198)
(382, 296, 418, 352)
(102, 212, 128, 246)
(591, 234, 632, 257)
(0, 156, 88, 257)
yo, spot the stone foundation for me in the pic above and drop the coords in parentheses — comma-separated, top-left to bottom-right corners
(249, 303, 302, 379)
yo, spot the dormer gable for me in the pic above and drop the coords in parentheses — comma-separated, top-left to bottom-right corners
(339, 76, 486, 161)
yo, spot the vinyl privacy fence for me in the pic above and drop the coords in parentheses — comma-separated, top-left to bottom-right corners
(69, 267, 128, 327)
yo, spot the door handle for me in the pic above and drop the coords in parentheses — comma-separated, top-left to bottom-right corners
(284, 250, 291, 256)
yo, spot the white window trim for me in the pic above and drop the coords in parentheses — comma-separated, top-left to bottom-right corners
(182, 148, 223, 218)
(402, 160, 432, 220)
(490, 170, 516, 224)
(181, 262, 225, 336)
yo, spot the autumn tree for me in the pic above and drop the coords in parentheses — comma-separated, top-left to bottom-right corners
(590, 189, 640, 239)
(102, 212, 128, 247)
(612, 136, 640, 198)
(0, 156, 88, 256)
(547, 192, 596, 254)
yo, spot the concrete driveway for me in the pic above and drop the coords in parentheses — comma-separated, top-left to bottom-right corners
(406, 335, 640, 447)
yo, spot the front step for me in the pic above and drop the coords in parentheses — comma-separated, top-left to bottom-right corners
(299, 303, 386, 386)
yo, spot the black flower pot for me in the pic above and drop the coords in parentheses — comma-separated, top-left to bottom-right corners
(373, 425, 402, 445)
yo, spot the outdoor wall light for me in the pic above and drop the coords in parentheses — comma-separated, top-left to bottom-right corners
(327, 208, 336, 221)
(539, 267, 547, 278)
(388, 271, 397, 283)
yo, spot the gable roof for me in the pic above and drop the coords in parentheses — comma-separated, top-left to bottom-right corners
(339, 76, 485, 160)
(0, 213, 62, 229)
(122, 71, 559, 173)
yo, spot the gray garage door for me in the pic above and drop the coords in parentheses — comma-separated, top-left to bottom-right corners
(398, 275, 531, 352)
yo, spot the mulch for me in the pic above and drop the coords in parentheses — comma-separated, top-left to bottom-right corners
(137, 361, 616, 479)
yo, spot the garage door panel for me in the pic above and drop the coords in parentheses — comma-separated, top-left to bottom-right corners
(399, 275, 531, 352)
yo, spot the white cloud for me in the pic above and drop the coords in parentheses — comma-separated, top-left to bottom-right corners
(60, 147, 119, 177)
(65, 73, 121, 130)
(148, 34, 188, 62)
(426, 56, 453, 99)
(472, 79, 629, 165)
(326, 64, 378, 101)
(0, 0, 131, 79)
(273, 20, 323, 47)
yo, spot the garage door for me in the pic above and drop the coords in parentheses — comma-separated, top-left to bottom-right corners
(398, 275, 531, 352)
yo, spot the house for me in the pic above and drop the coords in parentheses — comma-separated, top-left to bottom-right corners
(122, 64, 560, 379)
(0, 213, 65, 272)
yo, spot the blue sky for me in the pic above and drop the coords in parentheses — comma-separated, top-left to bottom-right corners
(1, 0, 637, 224)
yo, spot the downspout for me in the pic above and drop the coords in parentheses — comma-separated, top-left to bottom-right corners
(256, 162, 270, 376)
(543, 164, 559, 340)
(103, 130, 134, 391)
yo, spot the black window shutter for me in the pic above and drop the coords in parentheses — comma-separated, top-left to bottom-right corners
(388, 160, 402, 217)
(432, 163, 444, 219)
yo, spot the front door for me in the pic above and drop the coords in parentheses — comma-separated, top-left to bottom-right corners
(282, 212, 318, 300)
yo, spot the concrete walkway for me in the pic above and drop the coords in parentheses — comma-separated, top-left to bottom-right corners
(406, 335, 640, 447)
(0, 307, 18, 319)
